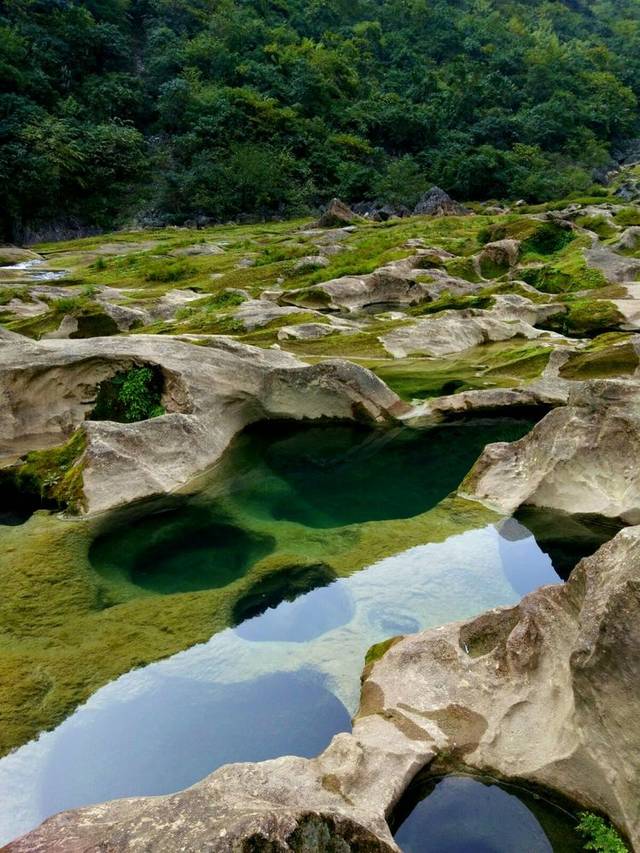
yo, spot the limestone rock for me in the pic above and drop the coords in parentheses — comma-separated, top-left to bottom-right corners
(460, 378, 640, 521)
(413, 187, 471, 216)
(0, 335, 403, 515)
(380, 300, 560, 359)
(616, 226, 640, 253)
(0, 246, 43, 266)
(477, 238, 520, 272)
(277, 322, 335, 341)
(293, 255, 330, 272)
(316, 198, 357, 228)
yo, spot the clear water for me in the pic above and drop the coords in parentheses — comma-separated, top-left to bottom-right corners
(392, 775, 582, 853)
(0, 418, 594, 846)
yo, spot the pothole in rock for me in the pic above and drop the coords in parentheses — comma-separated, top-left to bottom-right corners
(253, 418, 537, 528)
(90, 505, 275, 595)
(390, 773, 583, 853)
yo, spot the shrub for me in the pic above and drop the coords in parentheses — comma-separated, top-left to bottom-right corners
(576, 812, 627, 852)
(91, 366, 165, 423)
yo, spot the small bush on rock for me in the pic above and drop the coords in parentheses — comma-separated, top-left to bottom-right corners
(91, 366, 165, 423)
(577, 812, 628, 852)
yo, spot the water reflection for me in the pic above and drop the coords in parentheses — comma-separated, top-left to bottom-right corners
(0, 521, 561, 844)
(391, 775, 582, 853)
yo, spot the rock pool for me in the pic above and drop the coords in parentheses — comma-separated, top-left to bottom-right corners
(0, 417, 602, 846)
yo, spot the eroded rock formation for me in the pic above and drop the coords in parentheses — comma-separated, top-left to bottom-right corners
(460, 378, 640, 522)
(0, 334, 404, 514)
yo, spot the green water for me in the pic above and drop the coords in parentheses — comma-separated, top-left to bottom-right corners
(90, 417, 534, 596)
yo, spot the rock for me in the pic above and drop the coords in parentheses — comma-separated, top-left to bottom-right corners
(413, 187, 471, 216)
(234, 299, 315, 331)
(169, 243, 224, 257)
(277, 255, 481, 314)
(584, 243, 640, 284)
(10, 526, 640, 850)
(380, 301, 559, 359)
(0, 246, 43, 266)
(0, 335, 404, 514)
(316, 198, 357, 228)
(277, 322, 335, 341)
(477, 238, 520, 273)
(352, 202, 410, 221)
(616, 226, 640, 253)
(293, 255, 330, 272)
(460, 378, 640, 522)
(404, 387, 552, 424)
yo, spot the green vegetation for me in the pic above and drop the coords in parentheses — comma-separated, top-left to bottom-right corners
(542, 298, 623, 337)
(614, 207, 640, 228)
(364, 341, 553, 400)
(574, 215, 617, 240)
(559, 337, 639, 380)
(577, 812, 628, 853)
(91, 366, 165, 422)
(2, 0, 639, 239)
(0, 430, 87, 514)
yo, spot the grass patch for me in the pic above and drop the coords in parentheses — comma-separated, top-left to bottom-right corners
(541, 298, 623, 336)
(613, 207, 640, 228)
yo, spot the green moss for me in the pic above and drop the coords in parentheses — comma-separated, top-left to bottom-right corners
(364, 341, 552, 401)
(364, 635, 403, 667)
(541, 298, 623, 336)
(559, 341, 639, 379)
(574, 214, 617, 239)
(520, 257, 607, 294)
(0, 430, 87, 514)
(444, 256, 482, 283)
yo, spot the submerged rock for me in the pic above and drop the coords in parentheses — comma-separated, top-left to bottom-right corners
(9, 525, 639, 850)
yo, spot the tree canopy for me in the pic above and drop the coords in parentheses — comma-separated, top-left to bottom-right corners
(1, 0, 639, 238)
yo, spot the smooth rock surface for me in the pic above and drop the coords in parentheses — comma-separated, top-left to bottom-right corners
(461, 378, 640, 521)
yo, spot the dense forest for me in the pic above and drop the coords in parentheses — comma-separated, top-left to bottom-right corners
(1, 0, 640, 239)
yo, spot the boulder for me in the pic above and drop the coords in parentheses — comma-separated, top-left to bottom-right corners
(316, 198, 357, 228)
(0, 246, 43, 267)
(293, 255, 330, 272)
(477, 238, 520, 273)
(460, 378, 640, 522)
(0, 335, 404, 515)
(616, 226, 640, 253)
(413, 187, 471, 216)
(9, 525, 640, 850)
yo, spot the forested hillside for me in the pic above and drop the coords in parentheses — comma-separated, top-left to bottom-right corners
(1, 0, 639, 239)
